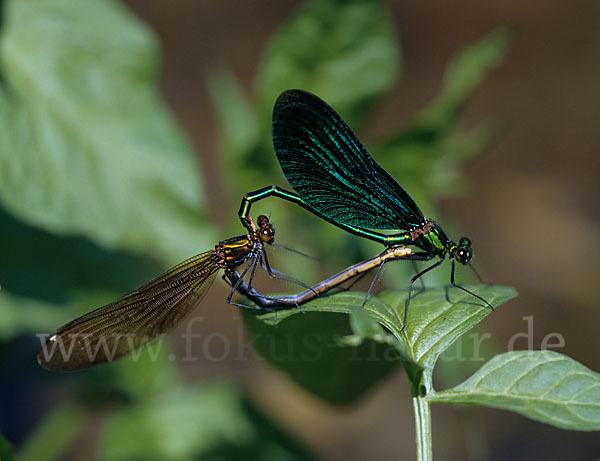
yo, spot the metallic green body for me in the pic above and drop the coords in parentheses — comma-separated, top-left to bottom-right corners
(239, 185, 413, 247)
(239, 186, 460, 257)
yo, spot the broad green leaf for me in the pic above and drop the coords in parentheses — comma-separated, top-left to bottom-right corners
(346, 306, 392, 341)
(256, 0, 399, 125)
(243, 306, 400, 404)
(252, 291, 387, 325)
(101, 383, 313, 460)
(0, 0, 213, 265)
(429, 351, 600, 431)
(0, 205, 160, 304)
(19, 401, 88, 461)
(250, 285, 516, 393)
(376, 285, 516, 373)
(256, 286, 515, 360)
(0, 205, 163, 339)
(243, 285, 514, 400)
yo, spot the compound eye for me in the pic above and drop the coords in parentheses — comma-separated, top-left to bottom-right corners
(459, 237, 471, 247)
(257, 215, 269, 228)
(260, 226, 274, 243)
(456, 248, 471, 264)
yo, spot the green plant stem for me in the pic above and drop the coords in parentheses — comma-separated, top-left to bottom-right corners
(413, 396, 432, 461)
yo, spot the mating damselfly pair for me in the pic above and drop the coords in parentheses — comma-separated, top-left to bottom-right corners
(38, 90, 493, 371)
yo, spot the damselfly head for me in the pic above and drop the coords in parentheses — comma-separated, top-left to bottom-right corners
(257, 215, 275, 244)
(454, 237, 472, 264)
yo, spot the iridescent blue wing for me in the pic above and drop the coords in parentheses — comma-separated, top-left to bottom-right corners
(273, 90, 424, 230)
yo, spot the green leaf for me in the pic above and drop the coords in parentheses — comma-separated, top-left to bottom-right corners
(257, 286, 514, 360)
(0, 203, 161, 301)
(0, 205, 163, 338)
(347, 306, 391, 341)
(244, 285, 516, 399)
(256, 0, 399, 125)
(243, 307, 400, 405)
(248, 285, 516, 392)
(428, 351, 600, 431)
(376, 285, 516, 373)
(19, 401, 89, 461)
(0, 0, 213, 264)
(101, 383, 313, 460)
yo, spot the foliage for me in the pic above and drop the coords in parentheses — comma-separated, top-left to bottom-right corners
(0, 0, 213, 265)
(0, 0, 597, 460)
(101, 383, 312, 460)
(243, 308, 400, 404)
(244, 285, 517, 399)
(429, 350, 600, 431)
(256, 0, 399, 124)
(245, 284, 600, 439)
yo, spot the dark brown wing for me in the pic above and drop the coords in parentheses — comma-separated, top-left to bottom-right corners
(38, 251, 219, 371)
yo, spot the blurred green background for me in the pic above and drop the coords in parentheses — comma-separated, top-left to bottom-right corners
(0, 0, 598, 460)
